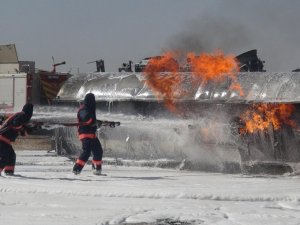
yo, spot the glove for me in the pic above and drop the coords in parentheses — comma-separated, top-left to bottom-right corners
(25, 122, 43, 133)
(32, 122, 43, 130)
(109, 122, 115, 128)
(19, 127, 27, 136)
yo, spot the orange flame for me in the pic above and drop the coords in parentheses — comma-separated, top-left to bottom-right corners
(143, 50, 243, 112)
(240, 104, 296, 134)
(143, 52, 182, 112)
(188, 50, 243, 96)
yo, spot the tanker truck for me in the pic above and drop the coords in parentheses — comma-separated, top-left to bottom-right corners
(48, 49, 299, 175)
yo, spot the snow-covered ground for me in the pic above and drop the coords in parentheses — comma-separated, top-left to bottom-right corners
(1, 150, 300, 225)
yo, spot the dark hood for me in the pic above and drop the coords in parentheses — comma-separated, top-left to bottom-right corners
(22, 103, 33, 122)
(84, 93, 96, 117)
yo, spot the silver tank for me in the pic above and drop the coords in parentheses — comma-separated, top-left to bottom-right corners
(56, 72, 300, 103)
(51, 72, 300, 174)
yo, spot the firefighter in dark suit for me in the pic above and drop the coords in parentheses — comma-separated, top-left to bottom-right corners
(0, 103, 33, 176)
(72, 93, 104, 175)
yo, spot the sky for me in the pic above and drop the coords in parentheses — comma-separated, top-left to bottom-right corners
(0, 0, 300, 73)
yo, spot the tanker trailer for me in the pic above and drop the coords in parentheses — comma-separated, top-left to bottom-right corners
(49, 71, 300, 174)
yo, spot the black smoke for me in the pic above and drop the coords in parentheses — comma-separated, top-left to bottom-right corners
(165, 0, 300, 71)
(166, 16, 251, 54)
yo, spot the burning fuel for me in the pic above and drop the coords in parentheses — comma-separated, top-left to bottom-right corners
(143, 50, 243, 112)
(187, 51, 238, 81)
(240, 103, 296, 134)
(188, 51, 243, 96)
(143, 52, 183, 112)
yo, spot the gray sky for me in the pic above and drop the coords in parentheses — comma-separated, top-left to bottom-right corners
(1, 0, 300, 73)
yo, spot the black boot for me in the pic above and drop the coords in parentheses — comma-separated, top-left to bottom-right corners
(92, 164, 102, 175)
(72, 164, 83, 175)
(5, 170, 14, 176)
(93, 168, 102, 175)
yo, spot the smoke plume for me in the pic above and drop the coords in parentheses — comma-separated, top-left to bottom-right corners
(166, 16, 251, 55)
(165, 0, 300, 71)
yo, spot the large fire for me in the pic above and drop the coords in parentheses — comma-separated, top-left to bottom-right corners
(187, 51, 237, 80)
(143, 52, 183, 112)
(143, 50, 242, 112)
(188, 51, 243, 96)
(240, 103, 296, 134)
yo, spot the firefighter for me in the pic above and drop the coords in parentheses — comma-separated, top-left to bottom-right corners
(72, 93, 104, 175)
(0, 103, 33, 176)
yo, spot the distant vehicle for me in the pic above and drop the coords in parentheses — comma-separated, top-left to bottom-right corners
(87, 59, 105, 72)
(0, 73, 29, 112)
(134, 57, 153, 72)
(118, 60, 133, 72)
(134, 56, 179, 72)
(235, 49, 265, 72)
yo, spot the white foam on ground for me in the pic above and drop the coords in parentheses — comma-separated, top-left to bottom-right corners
(0, 150, 300, 225)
